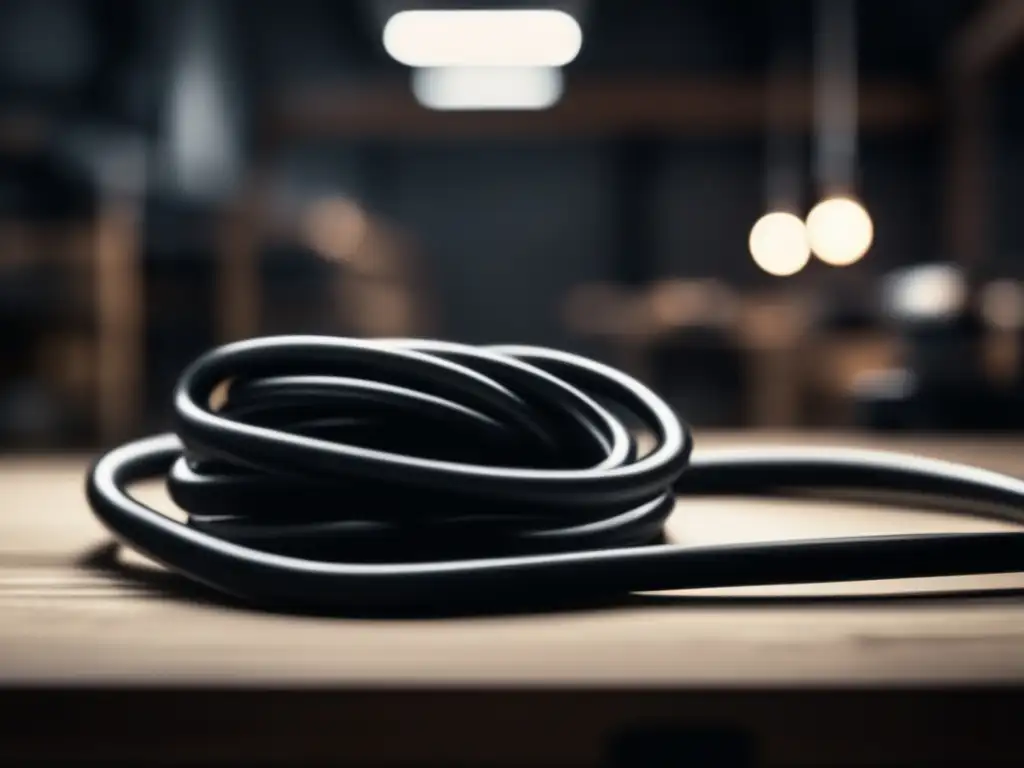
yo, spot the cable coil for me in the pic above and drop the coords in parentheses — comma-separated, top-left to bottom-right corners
(87, 336, 1024, 611)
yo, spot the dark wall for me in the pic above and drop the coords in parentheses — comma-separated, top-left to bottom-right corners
(310, 132, 941, 344)
(858, 132, 941, 273)
(994, 67, 1024, 277)
(385, 141, 616, 349)
(0, 0, 957, 350)
(653, 139, 763, 284)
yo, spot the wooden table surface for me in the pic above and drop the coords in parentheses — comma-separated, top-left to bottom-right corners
(2, 432, 1023, 765)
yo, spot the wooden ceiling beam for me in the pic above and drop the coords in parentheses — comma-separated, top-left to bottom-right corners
(267, 76, 933, 143)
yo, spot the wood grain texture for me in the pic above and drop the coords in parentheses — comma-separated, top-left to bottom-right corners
(1, 433, 1023, 689)
(2, 434, 1024, 764)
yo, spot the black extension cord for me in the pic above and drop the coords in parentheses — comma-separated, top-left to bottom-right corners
(86, 336, 1024, 612)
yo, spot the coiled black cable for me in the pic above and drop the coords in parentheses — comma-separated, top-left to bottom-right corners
(86, 335, 1024, 612)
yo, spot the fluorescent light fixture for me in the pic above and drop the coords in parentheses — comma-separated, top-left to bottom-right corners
(383, 9, 582, 67)
(412, 66, 563, 111)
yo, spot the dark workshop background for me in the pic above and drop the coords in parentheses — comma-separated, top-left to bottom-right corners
(0, 0, 1022, 449)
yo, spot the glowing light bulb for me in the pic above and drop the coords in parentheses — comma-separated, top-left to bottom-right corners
(806, 196, 874, 266)
(748, 211, 811, 277)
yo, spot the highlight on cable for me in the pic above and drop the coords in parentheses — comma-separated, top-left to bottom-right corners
(86, 335, 1024, 612)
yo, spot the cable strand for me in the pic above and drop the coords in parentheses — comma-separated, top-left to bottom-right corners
(86, 336, 1024, 612)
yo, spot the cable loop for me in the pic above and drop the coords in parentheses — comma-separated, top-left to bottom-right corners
(87, 336, 1024, 612)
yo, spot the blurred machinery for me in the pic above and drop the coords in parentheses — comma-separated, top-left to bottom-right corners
(565, 278, 800, 428)
(564, 265, 1024, 433)
(854, 264, 1024, 431)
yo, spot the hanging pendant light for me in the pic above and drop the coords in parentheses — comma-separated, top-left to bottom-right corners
(807, 0, 873, 267)
(750, 1, 809, 278)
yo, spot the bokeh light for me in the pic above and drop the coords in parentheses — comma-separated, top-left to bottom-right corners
(884, 264, 966, 321)
(748, 211, 811, 277)
(981, 279, 1024, 331)
(806, 196, 874, 266)
(303, 197, 369, 263)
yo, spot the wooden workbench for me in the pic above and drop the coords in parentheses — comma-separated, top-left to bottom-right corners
(1, 433, 1023, 765)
